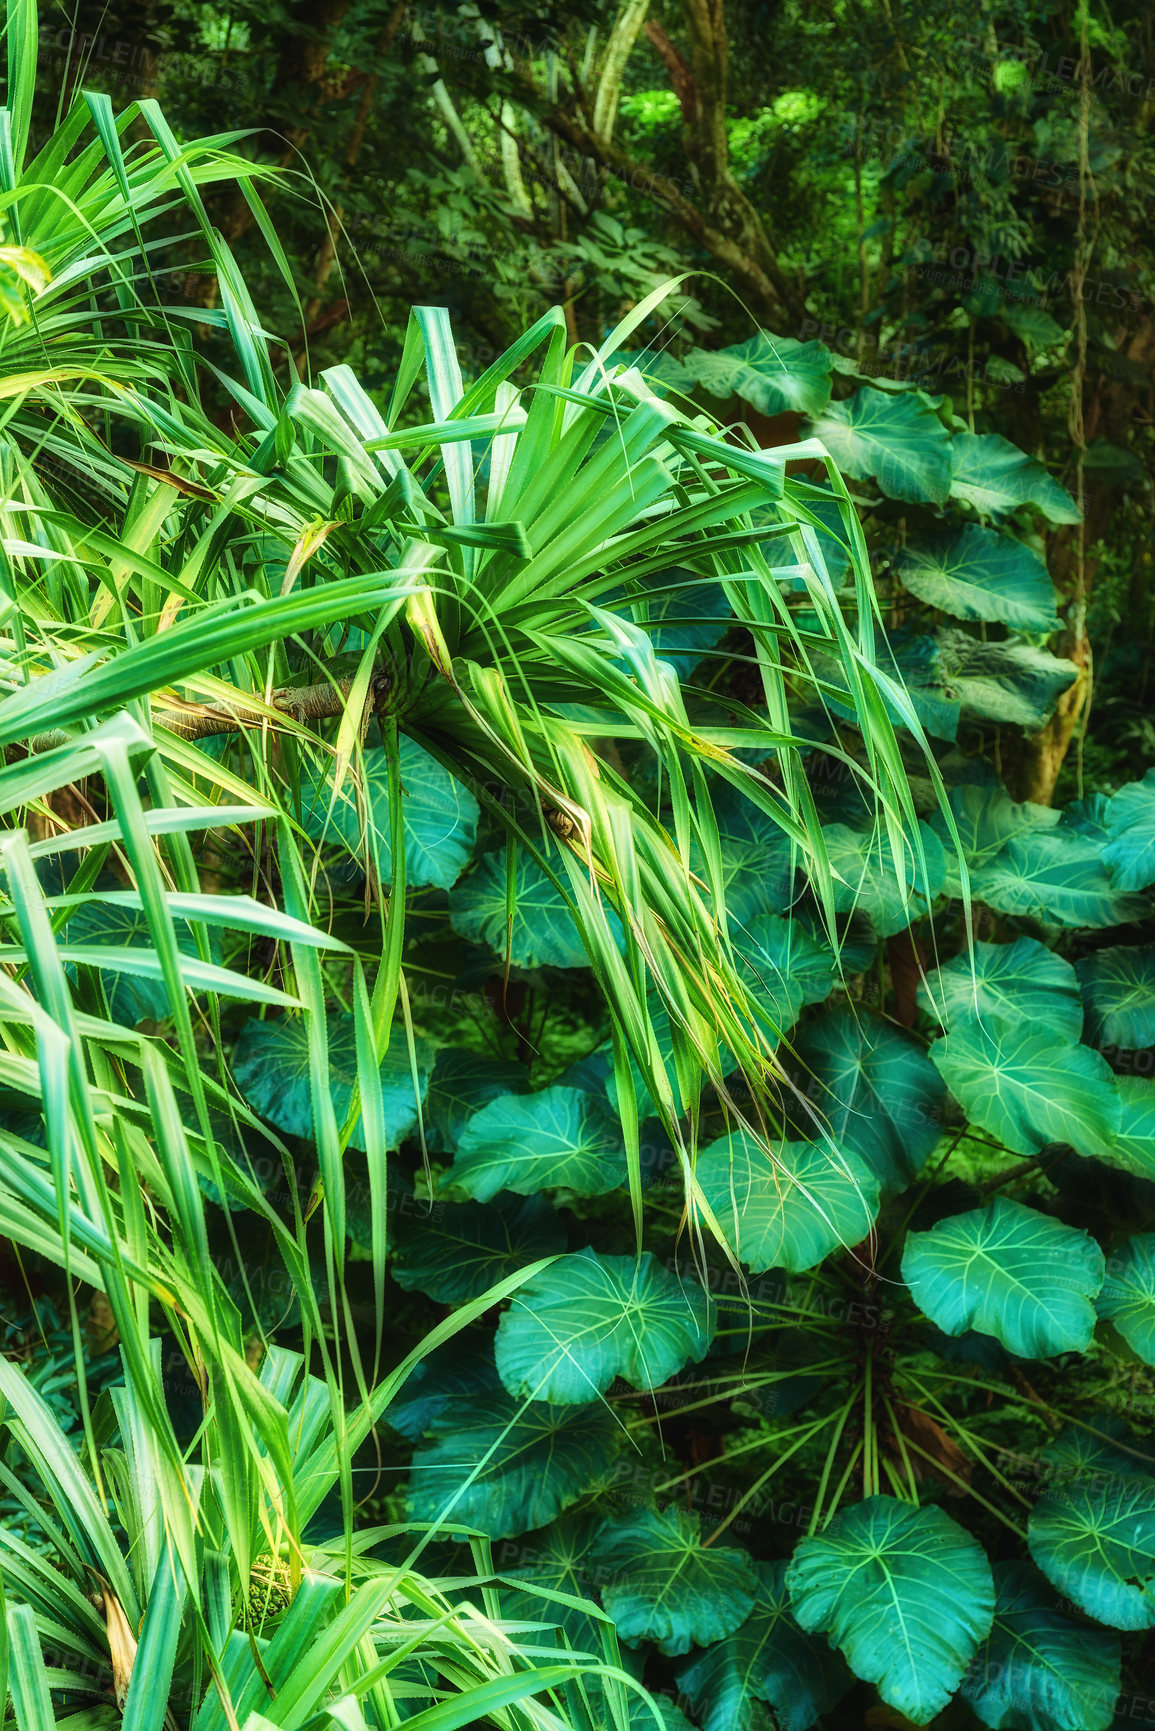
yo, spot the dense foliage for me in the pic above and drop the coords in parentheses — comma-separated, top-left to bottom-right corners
(2, 3, 1154, 1731)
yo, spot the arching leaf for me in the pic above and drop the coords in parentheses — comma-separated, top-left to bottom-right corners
(299, 735, 479, 889)
(895, 526, 1059, 631)
(446, 1086, 628, 1201)
(449, 850, 615, 969)
(494, 1247, 714, 1403)
(1076, 945, 1155, 1049)
(615, 567, 733, 677)
(1098, 1235, 1155, 1364)
(929, 1018, 1119, 1157)
(233, 1012, 434, 1152)
(949, 433, 1081, 524)
(809, 388, 952, 504)
(695, 782, 795, 925)
(901, 1197, 1105, 1359)
(792, 1007, 946, 1190)
(1028, 1465, 1155, 1630)
(392, 1192, 566, 1304)
(960, 1560, 1121, 1731)
(592, 1507, 760, 1655)
(1103, 770, 1155, 892)
(918, 937, 1083, 1039)
(971, 821, 1149, 928)
(686, 334, 834, 418)
(62, 901, 216, 1026)
(496, 1512, 604, 1651)
(677, 1560, 853, 1731)
(786, 1496, 995, 1723)
(406, 1391, 622, 1541)
(424, 1047, 528, 1152)
(696, 1128, 879, 1274)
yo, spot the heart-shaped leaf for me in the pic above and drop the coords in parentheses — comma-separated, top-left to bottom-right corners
(949, 433, 1081, 523)
(930, 1017, 1119, 1156)
(1076, 945, 1155, 1050)
(971, 821, 1150, 929)
(786, 1496, 995, 1723)
(1028, 1451, 1155, 1630)
(895, 526, 1059, 631)
(495, 1247, 715, 1402)
(687, 334, 834, 418)
(392, 1191, 565, 1304)
(731, 913, 838, 1034)
(817, 820, 946, 937)
(446, 1086, 628, 1201)
(809, 389, 952, 503)
(677, 1559, 853, 1731)
(423, 1047, 527, 1151)
(592, 1507, 760, 1655)
(901, 1197, 1105, 1358)
(1103, 770, 1155, 892)
(918, 937, 1083, 1039)
(936, 629, 1079, 731)
(1098, 1235, 1155, 1364)
(299, 735, 478, 889)
(960, 1560, 1121, 1731)
(696, 1128, 879, 1273)
(449, 850, 611, 969)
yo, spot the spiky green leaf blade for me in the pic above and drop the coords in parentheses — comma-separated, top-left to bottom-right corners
(786, 1496, 996, 1723)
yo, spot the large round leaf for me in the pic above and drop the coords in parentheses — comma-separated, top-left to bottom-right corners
(448, 851, 603, 969)
(785, 1495, 996, 1723)
(1028, 1465, 1155, 1630)
(901, 1197, 1105, 1358)
(936, 629, 1079, 731)
(818, 820, 946, 938)
(792, 1008, 945, 1191)
(1098, 1235, 1155, 1364)
(918, 937, 1083, 1039)
(1103, 770, 1155, 892)
(591, 1507, 760, 1655)
(809, 388, 952, 504)
(1112, 1077, 1155, 1180)
(299, 735, 478, 889)
(960, 1560, 1121, 1731)
(446, 1086, 628, 1201)
(384, 1339, 503, 1440)
(686, 334, 834, 418)
(233, 1012, 434, 1152)
(495, 1247, 714, 1403)
(895, 526, 1059, 631)
(971, 821, 1149, 928)
(928, 781, 1058, 897)
(1076, 945, 1155, 1050)
(406, 1390, 622, 1540)
(696, 1128, 879, 1273)
(949, 433, 1081, 523)
(930, 1017, 1119, 1157)
(423, 1047, 527, 1152)
(676, 1559, 853, 1731)
(392, 1191, 565, 1304)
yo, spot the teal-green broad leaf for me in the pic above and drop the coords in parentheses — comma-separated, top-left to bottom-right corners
(1098, 1235, 1155, 1364)
(927, 780, 1058, 896)
(808, 388, 952, 504)
(62, 901, 216, 1026)
(676, 1560, 853, 1731)
(1110, 1077, 1155, 1179)
(299, 735, 479, 888)
(494, 1248, 715, 1403)
(935, 629, 1079, 731)
(496, 1513, 604, 1652)
(731, 913, 837, 1034)
(1027, 1455, 1155, 1630)
(423, 1047, 527, 1151)
(406, 1390, 622, 1540)
(785, 1495, 995, 1723)
(949, 433, 1082, 523)
(792, 1008, 945, 1190)
(233, 1012, 434, 1151)
(449, 850, 620, 968)
(895, 526, 1059, 631)
(929, 1017, 1119, 1157)
(391, 1192, 565, 1304)
(960, 1560, 1121, 1731)
(816, 821, 945, 937)
(918, 937, 1083, 1039)
(901, 1197, 1105, 1358)
(445, 1085, 628, 1200)
(1103, 770, 1155, 891)
(695, 781, 795, 924)
(695, 1128, 879, 1273)
(591, 1507, 759, 1655)
(970, 821, 1150, 928)
(383, 1340, 503, 1440)
(685, 333, 834, 418)
(1076, 946, 1155, 1049)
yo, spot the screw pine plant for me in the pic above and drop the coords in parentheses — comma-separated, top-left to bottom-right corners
(0, 3, 1153, 1729)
